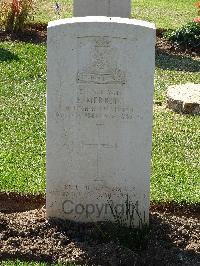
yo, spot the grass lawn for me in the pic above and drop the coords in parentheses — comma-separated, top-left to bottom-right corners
(0, 43, 46, 193)
(152, 53, 200, 203)
(133, 0, 198, 29)
(34, 0, 197, 29)
(0, 41, 200, 203)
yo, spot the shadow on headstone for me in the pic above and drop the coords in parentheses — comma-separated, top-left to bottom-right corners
(0, 47, 19, 62)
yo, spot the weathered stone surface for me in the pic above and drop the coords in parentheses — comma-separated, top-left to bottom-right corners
(167, 83, 200, 115)
(74, 0, 131, 18)
(46, 17, 155, 227)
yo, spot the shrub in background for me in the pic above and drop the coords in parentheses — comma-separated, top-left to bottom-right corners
(0, 0, 34, 33)
(165, 22, 200, 49)
(164, 2, 200, 50)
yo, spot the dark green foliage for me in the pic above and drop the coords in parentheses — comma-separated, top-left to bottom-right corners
(165, 22, 200, 49)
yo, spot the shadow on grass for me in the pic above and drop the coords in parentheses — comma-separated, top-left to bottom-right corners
(156, 52, 200, 72)
(0, 47, 19, 62)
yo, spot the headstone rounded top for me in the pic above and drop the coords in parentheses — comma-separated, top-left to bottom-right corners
(48, 17, 155, 30)
(73, 0, 131, 18)
(167, 83, 200, 115)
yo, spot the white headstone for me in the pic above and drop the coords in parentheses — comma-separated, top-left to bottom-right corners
(74, 0, 131, 18)
(47, 17, 155, 227)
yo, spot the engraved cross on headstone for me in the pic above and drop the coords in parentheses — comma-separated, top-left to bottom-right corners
(74, 0, 131, 18)
(83, 123, 114, 182)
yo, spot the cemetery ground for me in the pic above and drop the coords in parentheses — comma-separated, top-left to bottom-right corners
(0, 0, 200, 265)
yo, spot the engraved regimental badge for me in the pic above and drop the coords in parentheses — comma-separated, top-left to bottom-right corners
(77, 37, 126, 85)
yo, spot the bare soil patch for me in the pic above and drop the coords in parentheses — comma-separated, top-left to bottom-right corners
(0, 23, 47, 44)
(0, 192, 45, 213)
(0, 193, 199, 265)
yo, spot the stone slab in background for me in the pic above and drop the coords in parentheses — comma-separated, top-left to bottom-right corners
(167, 83, 200, 115)
(74, 0, 131, 18)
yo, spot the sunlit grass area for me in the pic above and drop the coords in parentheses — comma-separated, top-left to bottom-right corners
(0, 43, 46, 193)
(133, 0, 197, 29)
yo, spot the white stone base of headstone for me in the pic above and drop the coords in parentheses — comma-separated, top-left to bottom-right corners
(47, 17, 155, 228)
